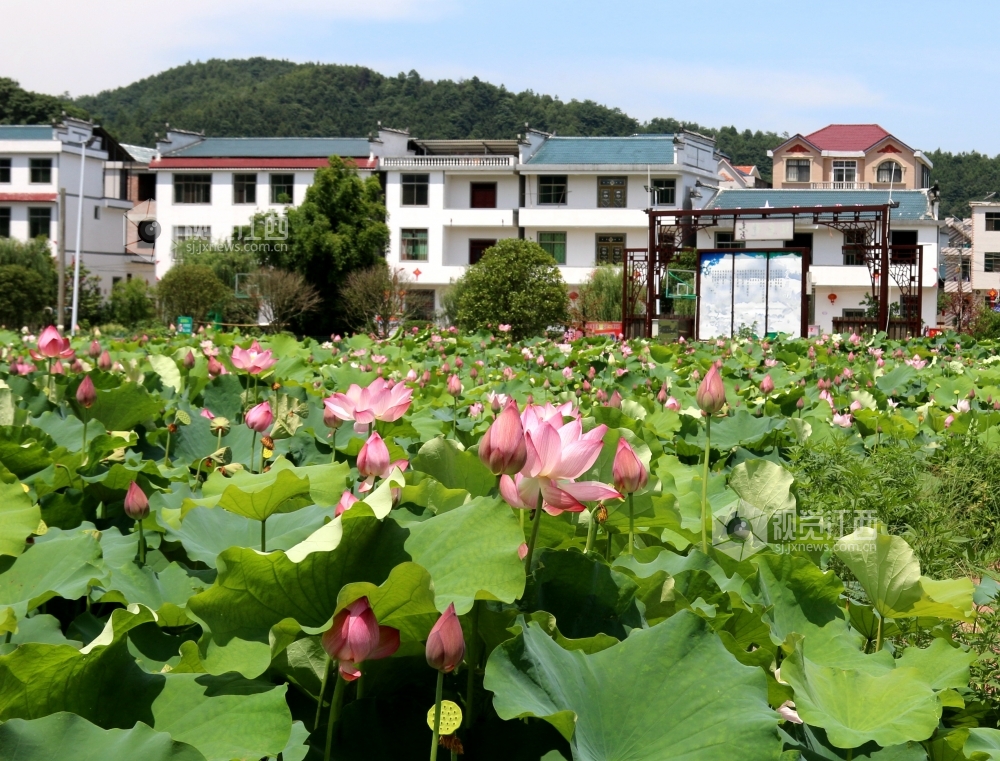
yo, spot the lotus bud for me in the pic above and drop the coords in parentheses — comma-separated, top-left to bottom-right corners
(796, 397, 804, 409)
(335, 490, 359, 517)
(613, 438, 648, 494)
(88, 340, 101, 358)
(207, 357, 224, 377)
(70, 359, 83, 373)
(608, 390, 623, 408)
(441, 362, 451, 374)
(98, 350, 112, 372)
(322, 597, 380, 681)
(657, 384, 667, 405)
(422, 370, 431, 384)
(596, 389, 608, 404)
(323, 404, 342, 430)
(665, 396, 680, 411)
(245, 401, 273, 433)
(455, 357, 464, 369)
(52, 360, 65, 375)
(447, 374, 463, 397)
(76, 375, 96, 409)
(696, 364, 726, 415)
(426, 603, 465, 673)
(479, 399, 527, 475)
(406, 369, 418, 382)
(183, 350, 196, 369)
(124, 481, 149, 520)
(357, 432, 390, 479)
(760, 374, 774, 395)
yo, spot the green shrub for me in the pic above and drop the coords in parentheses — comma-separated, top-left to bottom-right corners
(110, 278, 154, 327)
(454, 239, 568, 340)
(156, 264, 231, 324)
(0, 264, 51, 328)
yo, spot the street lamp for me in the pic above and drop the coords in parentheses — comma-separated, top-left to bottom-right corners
(70, 134, 98, 335)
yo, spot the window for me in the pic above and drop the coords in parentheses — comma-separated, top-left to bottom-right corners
(843, 229, 870, 265)
(877, 161, 902, 183)
(401, 229, 428, 261)
(469, 239, 496, 265)
(921, 165, 931, 188)
(401, 174, 429, 206)
(172, 225, 211, 242)
(233, 174, 257, 204)
(842, 308, 866, 319)
(597, 177, 627, 208)
(785, 158, 811, 183)
(137, 173, 156, 202)
(596, 233, 625, 264)
(470, 182, 496, 209)
(112, 276, 122, 288)
(407, 289, 435, 321)
(987, 213, 1000, 232)
(28, 207, 51, 239)
(900, 295, 919, 319)
(93, 206, 100, 220)
(0, 159, 9, 184)
(962, 258, 971, 281)
(173, 174, 212, 204)
(0, 208, 9, 237)
(270, 174, 294, 204)
(651, 179, 675, 206)
(714, 232, 744, 249)
(832, 160, 857, 183)
(538, 232, 567, 264)
(986, 253, 1000, 273)
(538, 175, 568, 205)
(30, 159, 52, 184)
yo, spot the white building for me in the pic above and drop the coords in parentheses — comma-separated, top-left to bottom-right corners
(0, 118, 150, 308)
(380, 128, 721, 315)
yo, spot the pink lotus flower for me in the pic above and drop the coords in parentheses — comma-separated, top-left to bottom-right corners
(183, 350, 196, 369)
(322, 597, 399, 681)
(200, 408, 215, 420)
(944, 414, 955, 429)
(499, 408, 621, 515)
(479, 399, 528, 476)
(335, 490, 359, 517)
(356, 431, 408, 492)
(325, 378, 413, 434)
(518, 542, 529, 560)
(951, 399, 970, 414)
(426, 603, 465, 673)
(447, 374, 463, 397)
(906, 355, 928, 370)
(696, 363, 726, 414)
(245, 401, 273, 433)
(124, 481, 149, 520)
(764, 358, 778, 368)
(760, 375, 774, 395)
(34, 325, 73, 360)
(819, 390, 835, 409)
(613, 438, 647, 494)
(608, 390, 623, 408)
(76, 375, 96, 408)
(778, 701, 803, 724)
(665, 396, 680, 411)
(832, 412, 853, 428)
(231, 340, 277, 376)
(207, 357, 227, 377)
(468, 402, 484, 418)
(849, 400, 862, 412)
(88, 340, 101, 359)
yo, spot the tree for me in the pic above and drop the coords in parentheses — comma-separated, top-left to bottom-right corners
(110, 278, 154, 327)
(259, 157, 389, 335)
(250, 268, 323, 334)
(0, 265, 51, 329)
(341, 263, 414, 338)
(573, 265, 625, 323)
(454, 239, 568, 339)
(156, 264, 231, 324)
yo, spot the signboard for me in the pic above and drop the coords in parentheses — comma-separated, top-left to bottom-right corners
(697, 251, 803, 339)
(176, 316, 194, 335)
(586, 321, 623, 336)
(734, 219, 795, 242)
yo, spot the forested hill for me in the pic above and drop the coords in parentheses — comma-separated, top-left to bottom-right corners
(1, 58, 998, 217)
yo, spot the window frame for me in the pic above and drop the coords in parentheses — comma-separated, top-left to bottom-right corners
(173, 173, 212, 204)
(986, 213, 1000, 232)
(597, 176, 628, 208)
(233, 173, 257, 205)
(400, 228, 429, 262)
(842, 229, 870, 265)
(29, 158, 52, 184)
(714, 231, 745, 250)
(985, 252, 1000, 273)
(595, 232, 626, 265)
(538, 231, 567, 264)
(0, 159, 10, 184)
(876, 160, 903, 184)
(841, 308, 866, 319)
(269, 174, 295, 205)
(28, 207, 51, 239)
(0, 207, 10, 237)
(785, 158, 811, 183)
(401, 173, 430, 207)
(832, 160, 857, 183)
(651, 178, 676, 206)
(468, 238, 497, 265)
(538, 175, 568, 205)
(469, 182, 497, 209)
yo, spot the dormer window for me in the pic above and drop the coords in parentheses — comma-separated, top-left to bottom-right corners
(877, 161, 902, 183)
(785, 159, 810, 183)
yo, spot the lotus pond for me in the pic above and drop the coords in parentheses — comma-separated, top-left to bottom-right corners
(2, 326, 1000, 760)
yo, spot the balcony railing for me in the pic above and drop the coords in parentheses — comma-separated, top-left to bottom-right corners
(380, 156, 516, 169)
(811, 182, 872, 190)
(832, 317, 920, 339)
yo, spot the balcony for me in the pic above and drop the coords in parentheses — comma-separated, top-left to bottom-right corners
(832, 317, 920, 339)
(380, 155, 516, 170)
(811, 182, 872, 190)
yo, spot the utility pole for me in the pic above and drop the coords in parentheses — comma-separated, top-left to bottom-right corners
(70, 135, 96, 335)
(57, 187, 66, 329)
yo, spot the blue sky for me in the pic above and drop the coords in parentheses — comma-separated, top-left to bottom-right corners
(5, 0, 997, 153)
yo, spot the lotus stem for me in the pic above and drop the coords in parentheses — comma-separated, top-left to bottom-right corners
(137, 520, 146, 568)
(430, 669, 444, 761)
(217, 428, 223, 451)
(875, 615, 883, 653)
(164, 427, 172, 468)
(523, 492, 545, 572)
(324, 672, 346, 761)
(627, 492, 635, 555)
(314, 657, 331, 730)
(250, 431, 257, 474)
(194, 457, 205, 487)
(465, 600, 481, 730)
(700, 415, 712, 554)
(260, 517, 267, 553)
(80, 414, 88, 467)
(584, 508, 597, 554)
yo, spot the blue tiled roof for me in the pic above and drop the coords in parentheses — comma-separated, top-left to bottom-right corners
(166, 137, 370, 158)
(707, 189, 934, 221)
(0, 125, 54, 140)
(121, 143, 156, 163)
(527, 135, 676, 165)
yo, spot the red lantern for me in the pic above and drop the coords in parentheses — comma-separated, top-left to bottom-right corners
(828, 293, 838, 304)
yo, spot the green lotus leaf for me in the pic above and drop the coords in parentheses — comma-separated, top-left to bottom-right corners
(0, 712, 207, 761)
(334, 561, 439, 642)
(779, 723, 927, 760)
(896, 638, 976, 691)
(404, 495, 525, 613)
(0, 478, 40, 558)
(0, 614, 80, 654)
(781, 639, 941, 749)
(217, 468, 312, 522)
(148, 354, 182, 391)
(835, 528, 974, 622)
(164, 504, 329, 566)
(399, 471, 471, 513)
(730, 458, 796, 515)
(186, 505, 407, 643)
(268, 457, 351, 506)
(411, 436, 496, 497)
(0, 526, 103, 626)
(965, 728, 1000, 759)
(709, 409, 787, 451)
(86, 382, 162, 431)
(485, 609, 780, 760)
(752, 553, 850, 645)
(0, 425, 61, 478)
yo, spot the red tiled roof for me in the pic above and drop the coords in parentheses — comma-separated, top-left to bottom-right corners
(150, 157, 375, 170)
(734, 165, 755, 175)
(0, 193, 57, 202)
(804, 124, 891, 152)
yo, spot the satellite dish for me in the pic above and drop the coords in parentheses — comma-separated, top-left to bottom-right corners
(124, 199, 159, 260)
